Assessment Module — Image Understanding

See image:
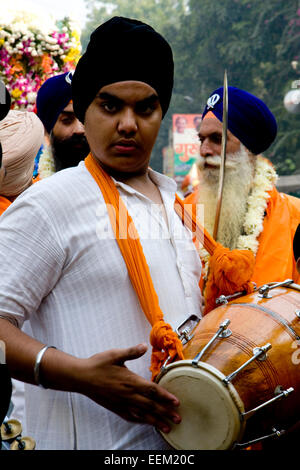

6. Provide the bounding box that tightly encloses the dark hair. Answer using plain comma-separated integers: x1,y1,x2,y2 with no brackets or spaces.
293,224,300,261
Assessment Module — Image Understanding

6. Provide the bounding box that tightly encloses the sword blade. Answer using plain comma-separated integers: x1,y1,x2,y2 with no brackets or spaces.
213,70,228,240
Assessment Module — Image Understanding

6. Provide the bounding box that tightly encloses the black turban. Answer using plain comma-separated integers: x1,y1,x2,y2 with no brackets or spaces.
294,224,300,262
72,17,174,122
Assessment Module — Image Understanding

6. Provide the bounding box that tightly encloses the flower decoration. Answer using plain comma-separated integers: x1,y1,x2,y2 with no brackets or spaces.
236,156,277,254
37,144,56,179
0,7,82,111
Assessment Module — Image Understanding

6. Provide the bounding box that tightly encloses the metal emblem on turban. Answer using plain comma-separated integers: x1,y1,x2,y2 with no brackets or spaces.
65,71,73,85
207,93,220,109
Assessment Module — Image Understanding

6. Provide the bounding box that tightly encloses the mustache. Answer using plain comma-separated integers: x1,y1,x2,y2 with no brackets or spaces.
198,155,237,169
53,134,89,148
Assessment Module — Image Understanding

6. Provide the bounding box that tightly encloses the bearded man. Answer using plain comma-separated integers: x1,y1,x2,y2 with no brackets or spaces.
35,72,90,178
186,86,300,299
0,109,44,215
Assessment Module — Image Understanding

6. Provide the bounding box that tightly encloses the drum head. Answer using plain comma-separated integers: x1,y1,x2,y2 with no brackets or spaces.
157,360,245,450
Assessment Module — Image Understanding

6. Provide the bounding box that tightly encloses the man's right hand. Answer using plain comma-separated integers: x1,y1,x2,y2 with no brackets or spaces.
75,343,181,434
0,318,181,434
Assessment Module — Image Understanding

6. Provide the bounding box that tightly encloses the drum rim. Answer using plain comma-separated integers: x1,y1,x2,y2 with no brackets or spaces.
157,359,246,450
158,359,245,414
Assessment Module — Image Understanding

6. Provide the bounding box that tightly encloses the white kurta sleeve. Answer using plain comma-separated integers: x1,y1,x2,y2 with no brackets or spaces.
0,191,65,328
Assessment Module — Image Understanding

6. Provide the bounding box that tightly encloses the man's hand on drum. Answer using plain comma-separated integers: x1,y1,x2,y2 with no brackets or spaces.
75,343,182,434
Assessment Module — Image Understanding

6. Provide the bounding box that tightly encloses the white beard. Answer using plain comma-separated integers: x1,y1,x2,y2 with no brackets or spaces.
197,145,255,250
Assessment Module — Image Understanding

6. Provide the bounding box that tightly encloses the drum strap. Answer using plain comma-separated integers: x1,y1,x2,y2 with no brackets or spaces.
174,195,256,315
174,194,217,255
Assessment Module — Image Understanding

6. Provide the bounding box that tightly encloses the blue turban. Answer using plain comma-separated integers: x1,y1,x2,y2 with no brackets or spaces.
36,72,73,134
202,86,277,155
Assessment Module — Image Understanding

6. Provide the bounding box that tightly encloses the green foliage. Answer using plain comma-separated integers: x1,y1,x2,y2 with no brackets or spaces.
82,0,300,176
175,0,300,175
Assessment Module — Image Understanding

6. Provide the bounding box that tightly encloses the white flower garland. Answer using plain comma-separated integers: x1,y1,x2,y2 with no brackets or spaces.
198,156,278,277
38,145,55,179
236,156,277,254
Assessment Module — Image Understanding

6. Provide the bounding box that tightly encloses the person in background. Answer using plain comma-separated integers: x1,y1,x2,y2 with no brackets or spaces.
0,80,12,435
0,109,44,216
186,86,300,313
0,106,44,428
35,72,90,178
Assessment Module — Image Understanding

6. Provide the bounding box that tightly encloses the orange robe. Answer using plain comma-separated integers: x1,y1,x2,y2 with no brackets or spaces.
185,185,300,288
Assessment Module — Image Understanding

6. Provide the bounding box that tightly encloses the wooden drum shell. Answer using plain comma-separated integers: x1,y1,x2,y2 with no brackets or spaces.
157,285,300,449
184,285,300,428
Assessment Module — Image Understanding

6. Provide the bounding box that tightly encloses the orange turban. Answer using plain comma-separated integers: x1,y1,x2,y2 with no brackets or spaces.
0,110,44,197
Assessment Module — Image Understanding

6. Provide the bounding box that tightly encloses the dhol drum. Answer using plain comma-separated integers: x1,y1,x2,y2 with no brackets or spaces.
156,280,300,450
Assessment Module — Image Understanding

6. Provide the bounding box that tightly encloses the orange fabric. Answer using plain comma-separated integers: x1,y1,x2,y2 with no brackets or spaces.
177,194,255,314
84,154,184,379
0,196,12,216
253,186,300,285
184,185,300,313
203,245,255,314
202,110,219,121
174,194,217,256
0,178,39,216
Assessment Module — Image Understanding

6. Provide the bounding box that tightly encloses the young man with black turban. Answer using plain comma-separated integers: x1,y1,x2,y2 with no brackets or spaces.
0,18,202,450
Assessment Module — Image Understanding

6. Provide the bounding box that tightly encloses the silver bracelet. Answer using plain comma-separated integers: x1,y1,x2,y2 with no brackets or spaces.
33,345,57,388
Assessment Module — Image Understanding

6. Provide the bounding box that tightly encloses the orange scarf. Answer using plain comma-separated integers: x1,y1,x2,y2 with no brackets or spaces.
0,196,12,216
174,195,255,314
0,177,39,217
85,154,185,379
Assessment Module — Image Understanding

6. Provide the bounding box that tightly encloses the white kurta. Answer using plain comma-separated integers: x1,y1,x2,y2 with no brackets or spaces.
0,161,202,450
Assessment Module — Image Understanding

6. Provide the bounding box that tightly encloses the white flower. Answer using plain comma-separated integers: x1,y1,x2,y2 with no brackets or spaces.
200,156,278,268
38,145,56,179
235,156,277,255
26,92,36,103
44,35,57,45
